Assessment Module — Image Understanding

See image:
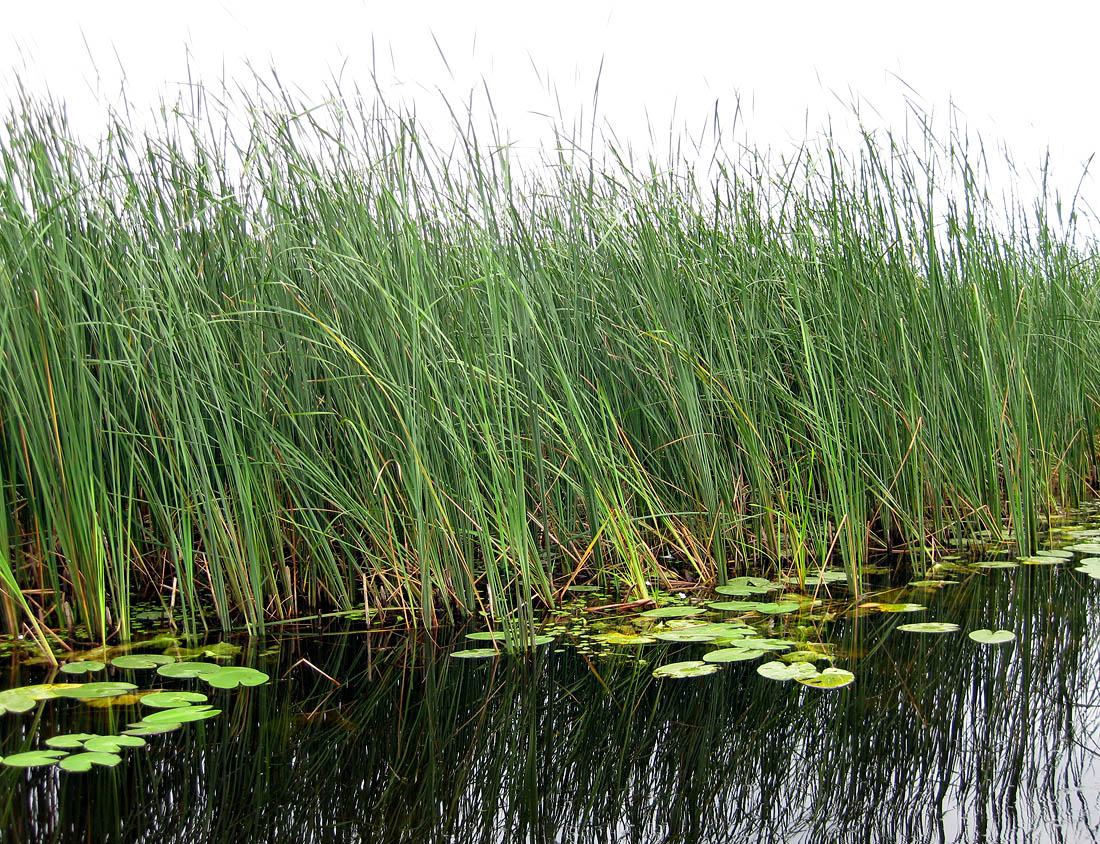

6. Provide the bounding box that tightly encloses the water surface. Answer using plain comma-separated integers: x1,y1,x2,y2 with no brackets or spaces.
2,562,1099,843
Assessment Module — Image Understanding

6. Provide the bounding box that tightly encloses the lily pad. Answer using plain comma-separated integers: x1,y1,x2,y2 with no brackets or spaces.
200,666,270,689
167,642,242,660
703,648,766,663
58,751,120,772
716,577,777,596
908,580,959,587
755,602,800,615
53,682,138,700
652,660,720,679
756,661,819,681
653,631,718,643
1019,555,1061,565
860,602,925,613
896,622,960,633
708,600,762,612
1066,543,1100,554
84,735,146,753
968,629,1016,645
971,560,1018,569
0,684,78,715
1035,549,1075,559
591,632,656,645
139,705,220,724
780,650,829,663
1,750,67,768
59,661,105,675
156,661,221,679
123,723,182,737
786,570,848,586
797,667,855,689
141,691,209,709
111,654,176,669
45,733,99,749
639,606,705,619
450,648,500,659
736,638,797,652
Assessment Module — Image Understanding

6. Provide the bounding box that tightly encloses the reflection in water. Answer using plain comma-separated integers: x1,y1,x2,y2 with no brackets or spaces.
1,565,1099,843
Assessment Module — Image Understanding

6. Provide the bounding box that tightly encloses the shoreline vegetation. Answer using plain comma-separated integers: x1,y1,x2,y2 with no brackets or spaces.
1,80,1098,647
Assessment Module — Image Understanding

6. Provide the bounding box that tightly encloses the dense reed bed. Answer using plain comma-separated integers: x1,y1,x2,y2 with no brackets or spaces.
1,80,1098,641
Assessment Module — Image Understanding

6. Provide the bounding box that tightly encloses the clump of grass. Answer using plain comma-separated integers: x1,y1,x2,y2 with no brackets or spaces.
0,77,1097,641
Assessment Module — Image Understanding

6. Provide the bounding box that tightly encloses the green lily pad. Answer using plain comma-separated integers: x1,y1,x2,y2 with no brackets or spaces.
139,705,220,724
1075,563,1100,579
0,684,79,715
122,723,182,736
755,602,800,615
653,631,718,643
786,570,848,586
141,691,209,709
1019,555,1061,565
0,689,40,715
45,733,99,749
156,661,221,679
639,606,705,619
167,642,242,660
450,648,500,659
908,580,959,587
200,666,270,689
756,661,819,681
59,661,105,675
703,648,765,663
971,560,1018,569
896,622,960,633
968,629,1016,645
797,667,855,689
81,735,144,753
591,632,656,645
58,751,120,772
780,650,829,663
708,600,762,612
716,577,777,596
1,750,67,768
1066,543,1100,554
1035,549,1075,559
53,682,138,700
736,638,797,652
652,660,720,679
111,654,176,669
860,602,925,613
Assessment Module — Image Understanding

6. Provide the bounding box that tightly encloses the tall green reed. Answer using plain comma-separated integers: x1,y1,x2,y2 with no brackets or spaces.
0,78,1097,639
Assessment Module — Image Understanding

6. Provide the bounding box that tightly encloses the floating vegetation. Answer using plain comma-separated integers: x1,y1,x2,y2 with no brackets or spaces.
757,661,820,682
652,661,720,679
639,607,705,619
860,603,926,613
450,648,501,659
798,668,856,689
896,622,961,634
110,654,176,670
908,580,960,588
703,648,766,663
972,560,1019,569
59,661,105,675
141,691,209,708
591,632,657,646
968,629,1016,645
0,644,270,773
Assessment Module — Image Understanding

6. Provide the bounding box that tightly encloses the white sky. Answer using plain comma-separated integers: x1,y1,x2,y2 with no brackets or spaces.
4,1,1100,228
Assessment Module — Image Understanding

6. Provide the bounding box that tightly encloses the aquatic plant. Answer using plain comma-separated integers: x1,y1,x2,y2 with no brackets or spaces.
0,74,1097,642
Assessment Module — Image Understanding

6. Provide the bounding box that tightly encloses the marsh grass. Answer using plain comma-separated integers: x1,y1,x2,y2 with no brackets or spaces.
0,78,1098,640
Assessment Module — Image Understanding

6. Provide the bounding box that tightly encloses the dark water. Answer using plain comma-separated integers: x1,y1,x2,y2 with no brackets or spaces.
2,563,1099,844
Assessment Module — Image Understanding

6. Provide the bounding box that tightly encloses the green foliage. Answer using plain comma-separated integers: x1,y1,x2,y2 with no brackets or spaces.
0,77,1097,639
